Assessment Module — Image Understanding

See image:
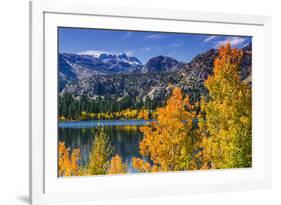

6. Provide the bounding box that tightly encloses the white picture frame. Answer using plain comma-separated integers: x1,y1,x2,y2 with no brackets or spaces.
29,1,272,204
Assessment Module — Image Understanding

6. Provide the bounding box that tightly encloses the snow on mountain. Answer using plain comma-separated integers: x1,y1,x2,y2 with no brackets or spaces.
58,52,143,91
77,51,142,66
60,44,252,103
98,53,142,66
78,50,109,58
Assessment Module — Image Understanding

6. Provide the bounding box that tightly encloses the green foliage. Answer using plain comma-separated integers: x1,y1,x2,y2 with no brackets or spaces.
198,43,252,169
87,127,113,175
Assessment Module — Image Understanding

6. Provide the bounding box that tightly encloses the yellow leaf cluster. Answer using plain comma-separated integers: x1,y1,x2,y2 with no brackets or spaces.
133,87,199,172
58,142,80,176
87,127,113,175
75,108,152,121
199,43,252,169
107,155,127,175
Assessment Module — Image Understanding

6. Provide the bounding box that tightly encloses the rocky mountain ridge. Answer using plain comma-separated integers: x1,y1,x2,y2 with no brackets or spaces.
59,52,185,90
60,44,252,103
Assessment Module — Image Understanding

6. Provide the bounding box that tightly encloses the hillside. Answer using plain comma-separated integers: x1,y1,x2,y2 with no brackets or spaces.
59,44,252,106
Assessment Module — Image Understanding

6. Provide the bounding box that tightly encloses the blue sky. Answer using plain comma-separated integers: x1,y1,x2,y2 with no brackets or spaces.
59,27,252,63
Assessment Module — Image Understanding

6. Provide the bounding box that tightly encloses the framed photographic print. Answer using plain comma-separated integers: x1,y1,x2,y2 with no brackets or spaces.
30,1,272,204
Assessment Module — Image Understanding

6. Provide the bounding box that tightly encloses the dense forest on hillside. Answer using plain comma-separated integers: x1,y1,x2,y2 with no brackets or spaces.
59,93,166,121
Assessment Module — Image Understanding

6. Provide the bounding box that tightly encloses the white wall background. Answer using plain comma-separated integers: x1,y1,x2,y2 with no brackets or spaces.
0,0,279,204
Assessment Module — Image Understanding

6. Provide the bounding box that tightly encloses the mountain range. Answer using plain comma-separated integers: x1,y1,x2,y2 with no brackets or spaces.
59,44,252,103
59,53,144,90
59,52,185,91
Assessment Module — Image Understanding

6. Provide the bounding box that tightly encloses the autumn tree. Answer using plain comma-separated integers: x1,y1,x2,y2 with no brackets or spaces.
132,87,199,172
58,142,80,176
107,155,127,174
87,127,113,175
137,109,150,120
132,157,151,172
198,43,252,169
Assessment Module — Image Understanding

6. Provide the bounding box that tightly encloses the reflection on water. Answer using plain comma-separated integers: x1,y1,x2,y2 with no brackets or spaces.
59,120,148,173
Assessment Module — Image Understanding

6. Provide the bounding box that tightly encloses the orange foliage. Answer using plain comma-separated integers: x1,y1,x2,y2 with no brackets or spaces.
199,43,252,169
132,157,152,172
108,155,127,174
58,142,80,176
133,87,199,172
137,109,150,120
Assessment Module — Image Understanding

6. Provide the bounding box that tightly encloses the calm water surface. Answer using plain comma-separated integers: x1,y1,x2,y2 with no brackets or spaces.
58,120,153,173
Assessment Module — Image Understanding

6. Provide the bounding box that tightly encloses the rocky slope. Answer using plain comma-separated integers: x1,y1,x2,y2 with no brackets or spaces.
141,55,183,73
59,53,143,91
60,44,252,103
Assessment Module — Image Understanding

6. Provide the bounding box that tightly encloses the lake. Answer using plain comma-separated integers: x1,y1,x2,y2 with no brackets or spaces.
58,119,153,173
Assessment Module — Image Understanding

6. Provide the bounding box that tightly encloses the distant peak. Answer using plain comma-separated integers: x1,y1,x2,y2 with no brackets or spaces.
119,53,128,57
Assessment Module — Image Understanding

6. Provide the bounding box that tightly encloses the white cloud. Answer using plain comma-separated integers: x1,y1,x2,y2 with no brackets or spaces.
78,50,110,57
145,34,164,40
121,32,132,39
215,37,246,47
204,35,217,43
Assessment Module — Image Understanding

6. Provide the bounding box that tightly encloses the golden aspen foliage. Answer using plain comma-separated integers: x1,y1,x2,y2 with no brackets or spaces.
87,127,113,175
132,157,153,172
59,116,66,121
131,157,161,172
64,108,155,121
152,110,158,119
58,142,80,176
137,109,150,120
81,111,88,120
133,87,199,172
199,43,252,169
107,155,127,174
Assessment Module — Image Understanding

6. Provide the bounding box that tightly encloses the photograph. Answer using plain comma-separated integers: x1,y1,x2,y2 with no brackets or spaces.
57,27,252,177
